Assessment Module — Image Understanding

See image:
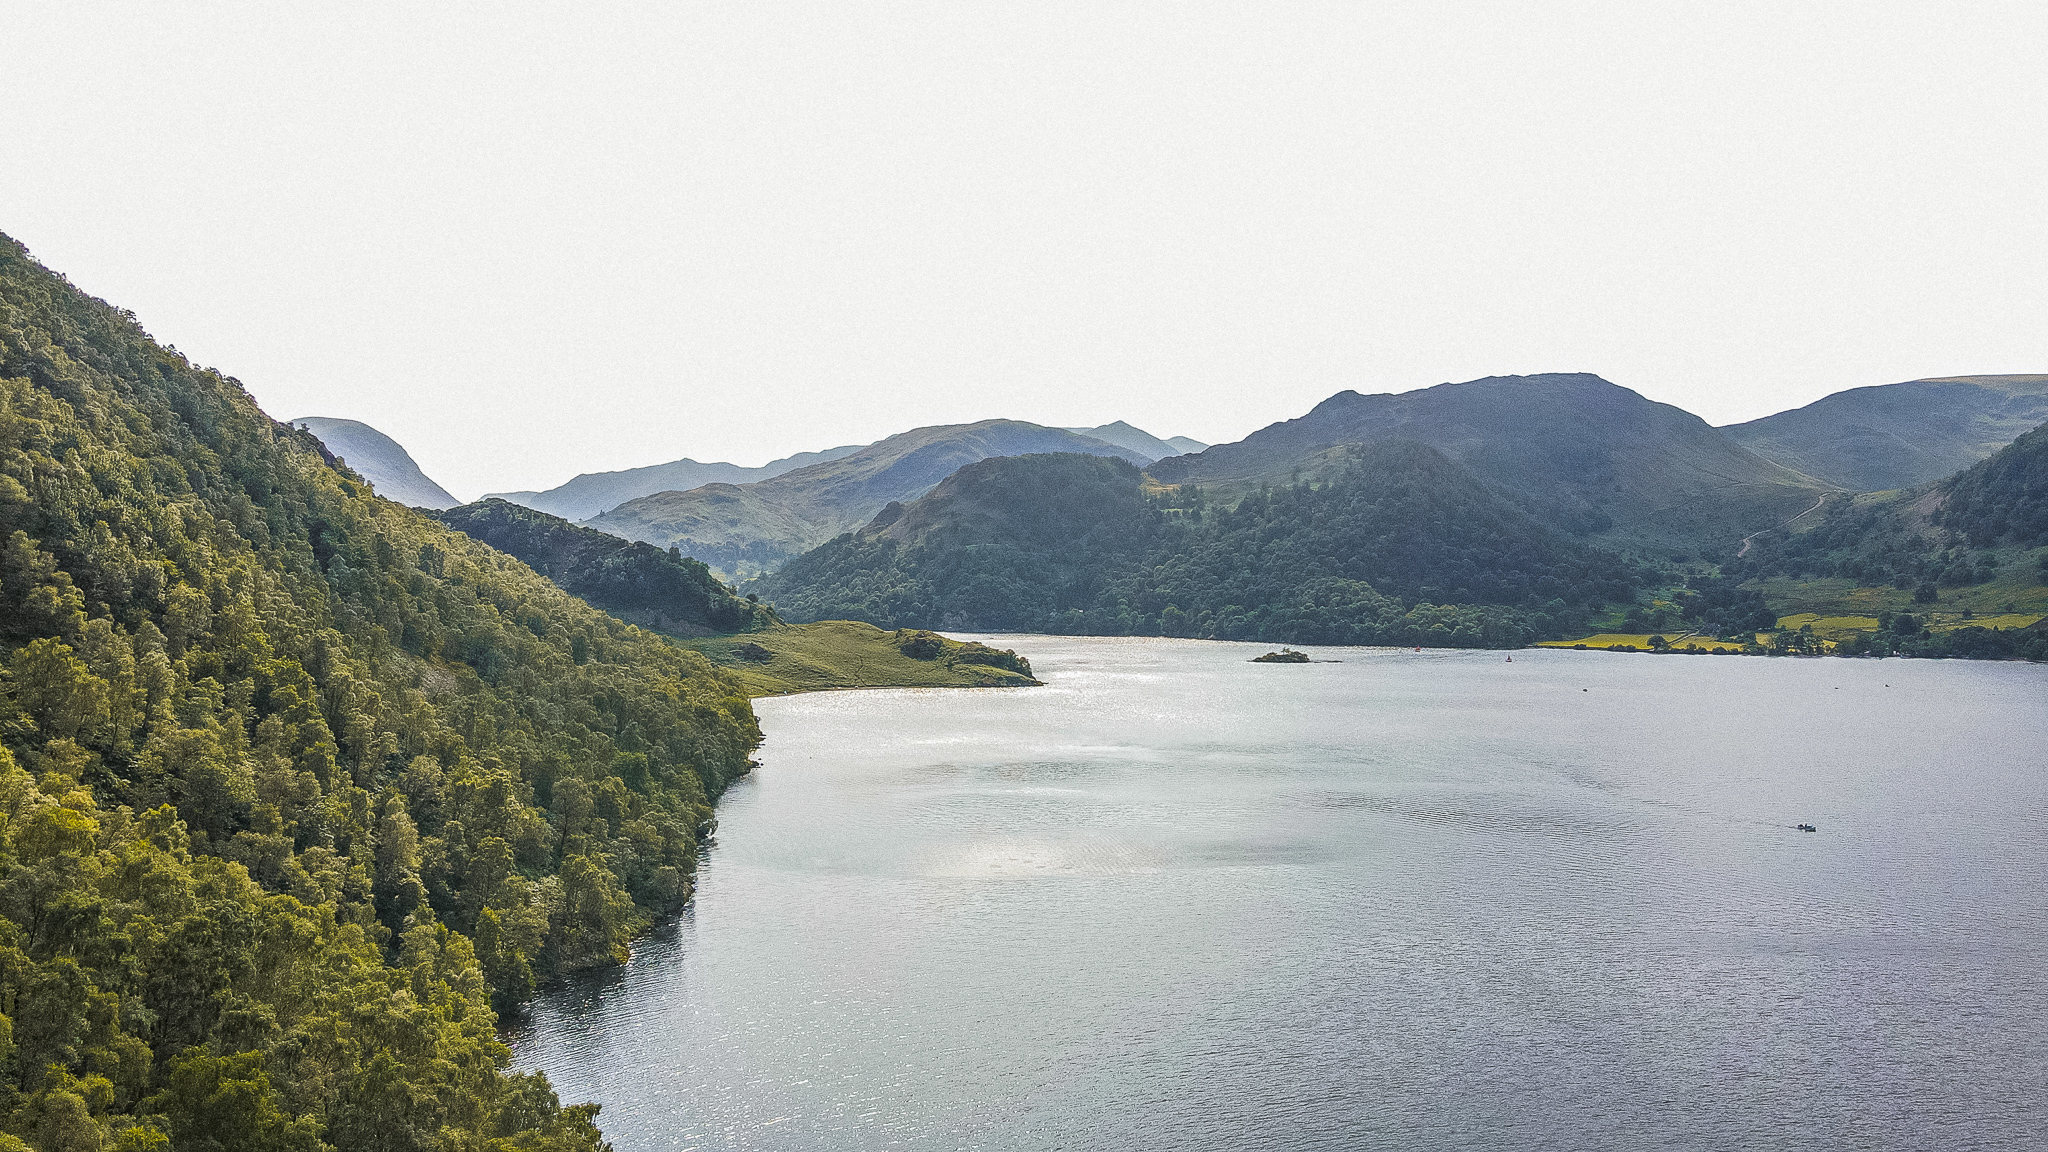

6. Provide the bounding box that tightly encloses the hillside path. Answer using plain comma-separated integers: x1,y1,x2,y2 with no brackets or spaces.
1737,494,1829,558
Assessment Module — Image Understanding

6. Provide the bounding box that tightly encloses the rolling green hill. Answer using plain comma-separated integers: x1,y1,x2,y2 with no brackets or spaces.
1722,375,2048,492
1147,373,1832,554
0,230,763,1147
756,446,1640,647
486,442,866,522
586,420,1152,579
290,416,460,509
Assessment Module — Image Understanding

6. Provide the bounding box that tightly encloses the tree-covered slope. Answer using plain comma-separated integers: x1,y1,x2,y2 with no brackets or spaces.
1930,420,2048,550
586,420,1152,579
0,231,762,1148
433,498,770,636
1728,420,2048,660
1148,374,1830,552
1722,375,2048,493
290,417,461,510
1739,419,2048,588
756,445,1639,647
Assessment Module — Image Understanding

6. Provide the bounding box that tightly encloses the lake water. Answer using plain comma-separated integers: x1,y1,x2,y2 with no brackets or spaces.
506,638,2048,1150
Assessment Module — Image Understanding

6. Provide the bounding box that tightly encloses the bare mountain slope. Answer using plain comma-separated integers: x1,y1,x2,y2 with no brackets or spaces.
1721,375,2048,493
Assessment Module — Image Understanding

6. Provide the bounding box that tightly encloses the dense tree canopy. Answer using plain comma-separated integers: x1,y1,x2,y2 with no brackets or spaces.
757,446,1641,647
0,232,760,1147
432,499,771,636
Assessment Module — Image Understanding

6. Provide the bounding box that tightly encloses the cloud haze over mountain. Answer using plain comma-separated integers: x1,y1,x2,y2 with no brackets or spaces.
3,3,2042,498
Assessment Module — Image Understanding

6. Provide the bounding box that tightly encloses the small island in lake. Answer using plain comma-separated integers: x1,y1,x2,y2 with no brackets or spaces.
1253,648,1312,663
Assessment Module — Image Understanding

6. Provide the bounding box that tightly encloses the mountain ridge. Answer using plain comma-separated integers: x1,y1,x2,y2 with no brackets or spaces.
1148,373,1832,552
488,442,867,522
1721,374,2048,492
587,419,1153,578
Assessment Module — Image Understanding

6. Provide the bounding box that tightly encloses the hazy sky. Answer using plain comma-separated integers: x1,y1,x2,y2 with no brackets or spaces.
4,2,2044,499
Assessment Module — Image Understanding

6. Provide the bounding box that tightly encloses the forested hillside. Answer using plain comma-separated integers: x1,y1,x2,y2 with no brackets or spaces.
0,232,761,1148
434,498,771,636
1739,421,2048,588
758,446,1639,647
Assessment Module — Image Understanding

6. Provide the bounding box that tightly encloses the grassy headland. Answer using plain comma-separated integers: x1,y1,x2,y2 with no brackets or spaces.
679,621,1038,695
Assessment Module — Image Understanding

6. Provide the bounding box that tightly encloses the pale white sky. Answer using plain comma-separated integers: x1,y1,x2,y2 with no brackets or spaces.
3,2,2043,500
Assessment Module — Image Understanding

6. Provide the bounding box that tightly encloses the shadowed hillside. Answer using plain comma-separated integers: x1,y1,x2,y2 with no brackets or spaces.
756,446,1639,646
1723,375,2048,492
434,498,771,635
1148,374,1831,553
587,420,1152,578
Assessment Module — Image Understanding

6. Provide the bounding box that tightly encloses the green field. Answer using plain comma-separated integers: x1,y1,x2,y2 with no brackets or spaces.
1773,613,1882,639
1535,632,1749,653
680,620,1041,695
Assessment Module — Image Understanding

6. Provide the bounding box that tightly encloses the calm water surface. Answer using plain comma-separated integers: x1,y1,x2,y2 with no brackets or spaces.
507,639,2048,1150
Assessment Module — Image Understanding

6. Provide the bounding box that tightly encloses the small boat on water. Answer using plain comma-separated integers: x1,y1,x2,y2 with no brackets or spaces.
1795,823,1818,832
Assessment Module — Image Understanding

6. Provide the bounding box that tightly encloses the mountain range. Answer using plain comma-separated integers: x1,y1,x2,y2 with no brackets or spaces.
487,442,866,522
318,374,2047,587
582,419,1155,578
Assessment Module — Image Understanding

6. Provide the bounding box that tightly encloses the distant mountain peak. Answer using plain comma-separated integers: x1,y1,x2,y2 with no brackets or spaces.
1062,420,1207,460
289,417,460,509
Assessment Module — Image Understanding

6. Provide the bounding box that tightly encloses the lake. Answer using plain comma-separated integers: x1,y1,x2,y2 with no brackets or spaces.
506,638,2048,1150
